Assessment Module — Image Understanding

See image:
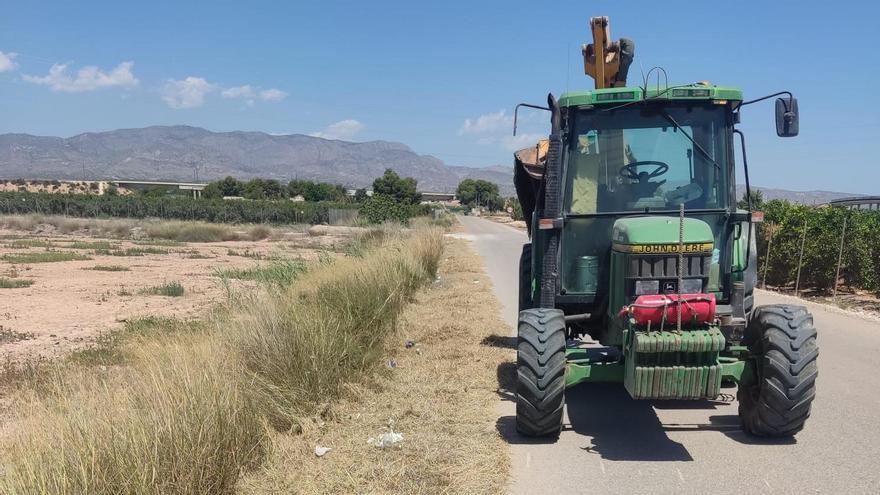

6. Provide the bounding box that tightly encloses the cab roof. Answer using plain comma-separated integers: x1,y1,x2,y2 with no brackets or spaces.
558,84,743,108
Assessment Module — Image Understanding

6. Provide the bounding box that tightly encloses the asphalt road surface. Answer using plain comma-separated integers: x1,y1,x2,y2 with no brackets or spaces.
458,215,880,495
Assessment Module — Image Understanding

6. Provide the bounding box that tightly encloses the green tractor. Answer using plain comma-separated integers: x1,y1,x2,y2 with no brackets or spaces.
512,16,817,438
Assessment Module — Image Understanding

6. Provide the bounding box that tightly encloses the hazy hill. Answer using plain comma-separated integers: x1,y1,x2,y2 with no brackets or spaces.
0,125,514,194
735,185,862,205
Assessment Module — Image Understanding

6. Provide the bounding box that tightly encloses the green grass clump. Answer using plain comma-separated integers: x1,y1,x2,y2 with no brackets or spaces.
185,252,214,259
227,248,265,259
139,281,185,297
132,239,186,247
4,239,54,249
0,277,34,288
216,260,307,286
1,251,92,263
87,265,130,272
96,247,170,257
68,240,117,250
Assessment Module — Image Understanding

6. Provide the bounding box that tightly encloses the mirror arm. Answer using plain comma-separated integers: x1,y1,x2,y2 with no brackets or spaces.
513,103,551,136
739,90,794,111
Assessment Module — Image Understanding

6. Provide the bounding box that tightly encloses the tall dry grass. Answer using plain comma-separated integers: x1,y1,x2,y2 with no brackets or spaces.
1,337,266,495
227,228,444,429
0,227,444,494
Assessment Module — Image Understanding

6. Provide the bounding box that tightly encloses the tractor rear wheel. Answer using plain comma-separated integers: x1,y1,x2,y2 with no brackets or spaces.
738,304,818,437
516,308,566,437
518,243,532,313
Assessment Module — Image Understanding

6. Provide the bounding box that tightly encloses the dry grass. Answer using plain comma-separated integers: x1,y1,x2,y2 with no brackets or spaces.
1,337,267,495
238,236,511,494
227,229,444,430
0,227,451,494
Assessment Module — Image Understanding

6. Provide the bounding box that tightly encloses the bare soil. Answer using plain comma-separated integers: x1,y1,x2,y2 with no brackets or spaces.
0,228,351,362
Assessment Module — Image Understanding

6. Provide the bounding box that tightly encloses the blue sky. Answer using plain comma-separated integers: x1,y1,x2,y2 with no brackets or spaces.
1,1,877,194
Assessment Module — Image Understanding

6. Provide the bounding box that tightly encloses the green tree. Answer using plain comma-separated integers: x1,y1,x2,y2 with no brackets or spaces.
456,179,502,211
354,188,368,202
203,176,243,199
737,189,765,210
288,180,347,201
372,169,420,205
243,178,285,200
359,194,409,224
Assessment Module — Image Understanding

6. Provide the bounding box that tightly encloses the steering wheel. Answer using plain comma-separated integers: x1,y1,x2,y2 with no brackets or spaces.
619,161,670,181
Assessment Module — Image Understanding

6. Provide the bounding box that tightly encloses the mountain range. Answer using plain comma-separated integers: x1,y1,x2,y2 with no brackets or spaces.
0,125,867,203
0,125,515,194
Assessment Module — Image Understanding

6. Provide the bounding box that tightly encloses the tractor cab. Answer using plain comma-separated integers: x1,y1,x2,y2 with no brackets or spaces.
556,86,741,338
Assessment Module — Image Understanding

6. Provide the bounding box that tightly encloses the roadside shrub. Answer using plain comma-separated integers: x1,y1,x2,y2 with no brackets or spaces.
359,194,430,224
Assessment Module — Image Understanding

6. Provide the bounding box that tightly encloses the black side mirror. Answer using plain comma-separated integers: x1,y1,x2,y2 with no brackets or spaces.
775,97,799,137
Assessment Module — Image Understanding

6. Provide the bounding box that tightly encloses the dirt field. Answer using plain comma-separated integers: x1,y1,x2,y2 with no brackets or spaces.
0,226,353,362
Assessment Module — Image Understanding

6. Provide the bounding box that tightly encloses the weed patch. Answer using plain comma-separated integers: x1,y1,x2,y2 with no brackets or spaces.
1,251,92,263
139,281,185,297
216,260,307,286
0,277,34,288
86,265,130,272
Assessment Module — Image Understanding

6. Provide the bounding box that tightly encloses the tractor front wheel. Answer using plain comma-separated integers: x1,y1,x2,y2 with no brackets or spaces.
738,305,818,437
516,308,566,437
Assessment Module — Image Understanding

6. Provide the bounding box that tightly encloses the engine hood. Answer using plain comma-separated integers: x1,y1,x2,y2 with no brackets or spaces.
611,216,714,253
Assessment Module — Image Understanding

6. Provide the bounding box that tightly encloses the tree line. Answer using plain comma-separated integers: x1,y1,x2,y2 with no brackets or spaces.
0,169,432,225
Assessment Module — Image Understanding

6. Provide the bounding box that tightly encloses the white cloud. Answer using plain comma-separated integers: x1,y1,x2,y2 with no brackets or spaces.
161,76,216,109
221,85,287,105
0,51,18,73
458,110,512,136
501,133,546,151
459,109,546,151
22,61,138,92
258,88,287,101
309,119,365,140
221,84,256,99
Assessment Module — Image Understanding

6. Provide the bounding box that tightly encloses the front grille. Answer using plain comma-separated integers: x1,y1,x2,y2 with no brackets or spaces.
627,254,710,280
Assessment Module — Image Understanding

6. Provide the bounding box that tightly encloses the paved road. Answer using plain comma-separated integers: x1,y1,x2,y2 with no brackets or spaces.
458,215,880,495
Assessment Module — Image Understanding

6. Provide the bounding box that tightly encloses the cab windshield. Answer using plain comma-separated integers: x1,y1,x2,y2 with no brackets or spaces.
563,104,730,214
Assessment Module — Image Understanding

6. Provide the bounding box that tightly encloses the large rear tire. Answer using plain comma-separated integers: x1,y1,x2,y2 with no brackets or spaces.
738,304,818,437
516,308,566,437
518,243,532,313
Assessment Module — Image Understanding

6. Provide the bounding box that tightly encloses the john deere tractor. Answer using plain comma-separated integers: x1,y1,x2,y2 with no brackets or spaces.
513,16,817,437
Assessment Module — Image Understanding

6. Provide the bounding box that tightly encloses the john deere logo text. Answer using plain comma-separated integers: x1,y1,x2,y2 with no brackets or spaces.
613,242,713,254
